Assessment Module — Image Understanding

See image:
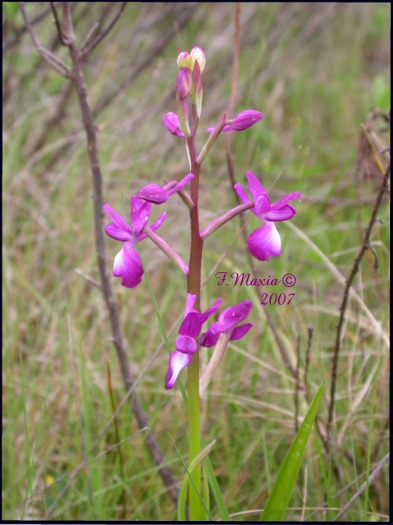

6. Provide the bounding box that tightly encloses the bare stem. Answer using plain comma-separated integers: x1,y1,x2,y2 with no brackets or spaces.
19,3,71,78
23,2,179,505
304,327,313,403
326,164,390,451
81,2,127,57
186,129,204,520
224,2,297,378
294,334,301,433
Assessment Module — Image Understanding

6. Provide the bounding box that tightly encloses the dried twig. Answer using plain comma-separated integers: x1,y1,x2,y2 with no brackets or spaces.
22,1,179,505
294,334,301,433
19,3,71,78
326,164,390,451
3,5,51,53
50,2,66,46
334,452,390,521
225,2,297,378
80,2,127,57
304,326,313,403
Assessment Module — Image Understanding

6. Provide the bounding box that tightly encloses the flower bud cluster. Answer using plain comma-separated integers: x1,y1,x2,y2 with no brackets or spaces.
175,46,206,133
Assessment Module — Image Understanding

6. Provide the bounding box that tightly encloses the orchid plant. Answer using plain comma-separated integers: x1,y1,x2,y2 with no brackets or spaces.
104,46,301,520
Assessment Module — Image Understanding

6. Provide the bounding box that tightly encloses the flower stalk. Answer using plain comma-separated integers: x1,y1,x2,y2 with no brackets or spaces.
186,127,204,521
102,44,295,520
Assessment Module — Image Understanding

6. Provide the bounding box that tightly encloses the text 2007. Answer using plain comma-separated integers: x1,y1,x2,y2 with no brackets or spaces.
260,293,295,306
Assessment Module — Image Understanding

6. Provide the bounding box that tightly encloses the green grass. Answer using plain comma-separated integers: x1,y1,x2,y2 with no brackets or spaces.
3,2,390,521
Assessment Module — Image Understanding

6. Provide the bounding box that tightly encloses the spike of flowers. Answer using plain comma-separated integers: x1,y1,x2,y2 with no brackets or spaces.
165,294,223,389
103,197,166,288
234,171,301,261
207,109,264,133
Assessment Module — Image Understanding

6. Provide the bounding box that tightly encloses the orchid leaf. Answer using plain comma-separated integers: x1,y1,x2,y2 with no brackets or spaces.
261,383,325,522
177,439,216,521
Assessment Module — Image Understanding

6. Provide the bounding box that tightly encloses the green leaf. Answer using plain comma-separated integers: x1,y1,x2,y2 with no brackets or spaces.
204,455,231,522
261,383,325,522
177,440,216,521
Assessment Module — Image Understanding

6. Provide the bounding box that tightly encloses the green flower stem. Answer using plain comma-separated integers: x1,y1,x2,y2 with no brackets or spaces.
188,352,202,520
186,129,204,521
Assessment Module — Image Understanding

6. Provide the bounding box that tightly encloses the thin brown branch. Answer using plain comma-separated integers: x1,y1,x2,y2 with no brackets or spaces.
3,5,51,53
228,2,240,118
294,334,301,433
80,2,116,52
23,2,179,505
326,165,390,451
81,2,127,57
64,21,179,505
50,2,66,46
19,2,71,78
304,326,313,403
92,3,199,117
224,3,296,378
334,452,389,521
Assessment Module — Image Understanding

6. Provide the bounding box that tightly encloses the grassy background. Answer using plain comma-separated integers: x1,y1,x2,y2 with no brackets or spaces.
3,2,390,521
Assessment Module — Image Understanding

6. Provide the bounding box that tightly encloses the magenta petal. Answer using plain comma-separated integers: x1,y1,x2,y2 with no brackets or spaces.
246,171,267,201
163,112,185,138
254,194,271,217
175,334,198,354
199,324,221,347
137,185,170,204
230,323,253,341
200,297,223,323
270,191,302,210
113,242,143,288
264,204,297,221
234,183,252,206
178,311,202,338
168,172,194,196
103,204,132,241
105,223,132,242
149,212,166,233
165,351,193,389
218,299,253,331
134,211,166,242
184,293,197,316
248,223,281,261
232,110,264,131
130,197,151,235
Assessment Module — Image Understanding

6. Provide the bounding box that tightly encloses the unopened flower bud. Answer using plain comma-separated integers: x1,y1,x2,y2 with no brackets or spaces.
207,109,264,134
190,46,206,73
176,68,192,100
163,112,185,138
177,50,193,70
231,110,264,131
177,46,206,73
191,61,203,118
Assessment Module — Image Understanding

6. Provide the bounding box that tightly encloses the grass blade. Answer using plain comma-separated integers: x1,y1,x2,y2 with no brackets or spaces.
261,383,325,522
176,439,216,521
204,455,231,522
